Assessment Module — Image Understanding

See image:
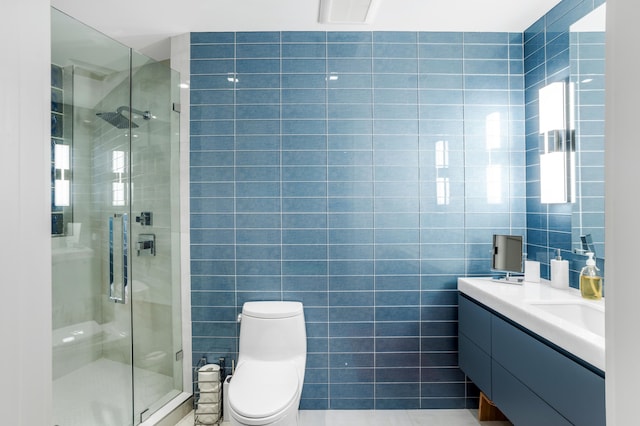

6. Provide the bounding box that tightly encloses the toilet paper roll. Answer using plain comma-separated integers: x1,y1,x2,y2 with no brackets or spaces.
199,390,221,403
196,402,221,415
195,413,219,425
198,364,220,391
198,381,221,393
198,380,220,392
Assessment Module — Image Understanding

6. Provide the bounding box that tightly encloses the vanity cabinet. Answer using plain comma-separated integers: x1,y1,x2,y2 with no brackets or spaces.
458,294,493,397
458,293,605,426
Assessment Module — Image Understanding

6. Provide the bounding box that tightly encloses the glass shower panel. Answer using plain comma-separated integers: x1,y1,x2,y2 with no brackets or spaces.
129,52,183,423
52,9,134,426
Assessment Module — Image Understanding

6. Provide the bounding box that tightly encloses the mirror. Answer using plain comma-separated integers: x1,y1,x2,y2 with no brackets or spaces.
570,4,606,258
492,234,524,282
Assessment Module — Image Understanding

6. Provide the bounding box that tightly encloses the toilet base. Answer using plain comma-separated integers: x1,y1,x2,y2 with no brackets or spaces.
228,408,298,426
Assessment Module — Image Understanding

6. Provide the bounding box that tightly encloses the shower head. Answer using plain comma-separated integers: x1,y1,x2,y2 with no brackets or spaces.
96,111,137,129
96,106,152,129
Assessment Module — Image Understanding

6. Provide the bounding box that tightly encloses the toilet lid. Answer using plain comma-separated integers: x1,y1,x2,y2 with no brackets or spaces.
229,362,299,419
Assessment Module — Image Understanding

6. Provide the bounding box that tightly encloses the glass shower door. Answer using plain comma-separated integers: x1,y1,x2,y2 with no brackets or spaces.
51,8,183,426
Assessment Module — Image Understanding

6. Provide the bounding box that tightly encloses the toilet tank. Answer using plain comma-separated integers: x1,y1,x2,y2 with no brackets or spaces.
238,301,306,362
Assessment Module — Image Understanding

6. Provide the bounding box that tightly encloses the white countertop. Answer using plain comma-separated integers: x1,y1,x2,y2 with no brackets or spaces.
458,277,605,372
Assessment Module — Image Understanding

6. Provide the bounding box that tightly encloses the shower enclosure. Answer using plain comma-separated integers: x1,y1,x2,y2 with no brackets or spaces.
51,9,184,425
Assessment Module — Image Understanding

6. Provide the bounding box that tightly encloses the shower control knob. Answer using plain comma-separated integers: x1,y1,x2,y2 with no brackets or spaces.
136,212,153,226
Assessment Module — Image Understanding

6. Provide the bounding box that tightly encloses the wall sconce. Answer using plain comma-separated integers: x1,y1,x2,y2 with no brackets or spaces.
539,81,575,203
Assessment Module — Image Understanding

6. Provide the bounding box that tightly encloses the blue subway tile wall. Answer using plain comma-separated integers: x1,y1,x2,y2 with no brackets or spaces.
190,31,525,409
523,0,604,287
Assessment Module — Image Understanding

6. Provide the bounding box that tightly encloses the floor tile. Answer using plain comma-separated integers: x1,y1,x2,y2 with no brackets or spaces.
176,409,513,426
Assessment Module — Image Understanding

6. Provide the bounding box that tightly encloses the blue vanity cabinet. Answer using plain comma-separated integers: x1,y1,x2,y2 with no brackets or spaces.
458,293,605,426
458,294,493,398
491,360,572,426
492,315,605,426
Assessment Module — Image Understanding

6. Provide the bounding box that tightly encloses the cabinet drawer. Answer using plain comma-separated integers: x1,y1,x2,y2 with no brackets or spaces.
459,333,492,398
492,316,605,426
493,361,572,426
458,294,491,353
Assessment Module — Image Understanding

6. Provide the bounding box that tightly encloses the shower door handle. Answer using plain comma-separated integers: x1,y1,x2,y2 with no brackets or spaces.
109,213,128,304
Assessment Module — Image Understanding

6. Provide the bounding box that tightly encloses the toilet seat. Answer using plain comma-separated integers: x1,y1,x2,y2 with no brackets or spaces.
229,361,299,421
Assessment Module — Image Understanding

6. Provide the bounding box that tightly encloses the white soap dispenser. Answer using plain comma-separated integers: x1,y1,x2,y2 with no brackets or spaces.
550,249,569,289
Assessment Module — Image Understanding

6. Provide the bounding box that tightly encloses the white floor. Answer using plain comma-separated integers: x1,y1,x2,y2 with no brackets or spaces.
176,409,513,426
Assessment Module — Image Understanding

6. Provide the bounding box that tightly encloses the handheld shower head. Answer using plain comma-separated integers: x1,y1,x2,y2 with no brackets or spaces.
96,106,152,129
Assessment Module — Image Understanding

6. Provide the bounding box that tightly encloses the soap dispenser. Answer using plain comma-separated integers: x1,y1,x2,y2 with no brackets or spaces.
580,252,602,300
550,249,569,289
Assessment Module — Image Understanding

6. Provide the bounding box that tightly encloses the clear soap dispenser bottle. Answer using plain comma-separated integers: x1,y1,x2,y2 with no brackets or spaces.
580,252,602,300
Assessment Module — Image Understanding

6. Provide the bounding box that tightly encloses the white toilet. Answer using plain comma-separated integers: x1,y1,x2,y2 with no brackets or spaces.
227,301,306,426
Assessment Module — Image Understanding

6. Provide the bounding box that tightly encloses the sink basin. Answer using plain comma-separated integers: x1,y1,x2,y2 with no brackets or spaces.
526,300,605,338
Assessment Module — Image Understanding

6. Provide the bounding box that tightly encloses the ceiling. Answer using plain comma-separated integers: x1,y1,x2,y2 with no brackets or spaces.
51,0,562,60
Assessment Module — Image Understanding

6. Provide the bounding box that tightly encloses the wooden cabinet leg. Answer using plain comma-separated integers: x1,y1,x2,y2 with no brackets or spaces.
478,392,508,421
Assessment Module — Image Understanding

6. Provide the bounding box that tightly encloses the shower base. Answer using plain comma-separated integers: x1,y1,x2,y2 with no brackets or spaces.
53,358,177,426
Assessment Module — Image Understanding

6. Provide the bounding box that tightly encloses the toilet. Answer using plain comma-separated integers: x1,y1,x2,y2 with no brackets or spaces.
227,301,306,426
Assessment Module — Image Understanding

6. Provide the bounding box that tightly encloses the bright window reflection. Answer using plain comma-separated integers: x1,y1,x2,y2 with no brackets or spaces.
436,177,450,205
435,140,449,168
486,165,502,204
484,112,503,205
55,179,70,206
112,182,125,206
112,150,126,206
55,144,69,170
112,150,125,173
54,144,70,207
